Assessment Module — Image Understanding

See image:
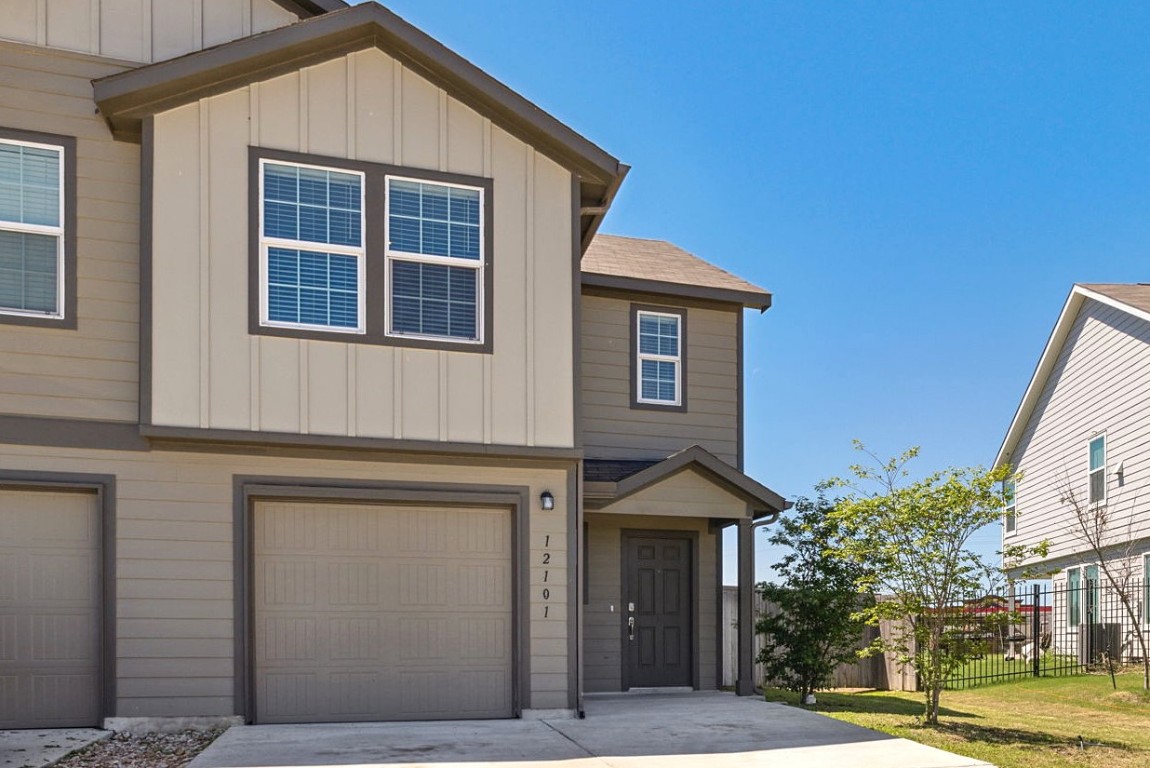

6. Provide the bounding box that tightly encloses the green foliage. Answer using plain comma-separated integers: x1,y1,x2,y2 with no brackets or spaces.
823,441,1037,725
755,495,870,700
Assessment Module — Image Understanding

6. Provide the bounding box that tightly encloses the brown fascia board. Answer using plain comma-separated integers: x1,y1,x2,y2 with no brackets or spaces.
91,2,622,193
268,0,348,17
605,445,788,513
580,164,630,253
580,272,773,311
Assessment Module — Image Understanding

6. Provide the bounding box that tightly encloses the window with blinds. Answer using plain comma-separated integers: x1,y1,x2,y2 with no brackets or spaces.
0,139,64,318
636,310,682,405
1088,435,1106,505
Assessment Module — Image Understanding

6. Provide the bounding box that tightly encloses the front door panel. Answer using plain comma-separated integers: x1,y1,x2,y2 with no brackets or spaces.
624,534,692,688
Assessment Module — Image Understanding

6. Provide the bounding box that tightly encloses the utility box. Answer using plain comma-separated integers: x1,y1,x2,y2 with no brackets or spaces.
1077,623,1123,665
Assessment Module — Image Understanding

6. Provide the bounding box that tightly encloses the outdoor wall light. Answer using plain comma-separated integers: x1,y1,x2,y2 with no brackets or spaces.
540,491,555,511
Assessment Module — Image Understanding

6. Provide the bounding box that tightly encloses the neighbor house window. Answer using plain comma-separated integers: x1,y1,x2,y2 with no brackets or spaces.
1144,554,1149,624
635,309,682,405
386,176,483,342
1003,477,1017,534
1085,564,1100,624
259,159,365,333
0,137,65,319
1088,435,1106,505
1068,567,1081,626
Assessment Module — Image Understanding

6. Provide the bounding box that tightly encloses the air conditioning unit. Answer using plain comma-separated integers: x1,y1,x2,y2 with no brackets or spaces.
1077,623,1123,665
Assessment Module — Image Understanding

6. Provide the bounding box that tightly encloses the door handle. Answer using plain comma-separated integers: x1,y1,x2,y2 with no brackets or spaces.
628,616,635,641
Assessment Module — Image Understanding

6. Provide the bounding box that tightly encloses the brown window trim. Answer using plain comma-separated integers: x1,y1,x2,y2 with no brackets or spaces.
247,146,494,353
629,303,688,412
0,127,77,330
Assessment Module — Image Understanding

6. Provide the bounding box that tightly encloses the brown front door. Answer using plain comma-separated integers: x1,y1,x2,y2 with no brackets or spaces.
623,533,693,688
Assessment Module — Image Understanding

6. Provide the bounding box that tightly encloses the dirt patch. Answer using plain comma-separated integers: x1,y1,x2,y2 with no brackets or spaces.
54,730,223,768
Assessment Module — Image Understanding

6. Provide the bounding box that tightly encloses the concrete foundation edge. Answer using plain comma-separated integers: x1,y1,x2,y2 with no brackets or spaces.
520,708,577,720
103,716,245,734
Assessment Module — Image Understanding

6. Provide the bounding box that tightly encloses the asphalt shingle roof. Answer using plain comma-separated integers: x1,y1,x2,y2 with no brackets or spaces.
1080,283,1150,315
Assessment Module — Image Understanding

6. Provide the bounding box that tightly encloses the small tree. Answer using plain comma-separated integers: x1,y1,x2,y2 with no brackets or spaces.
755,495,869,702
1057,475,1150,690
826,442,1015,725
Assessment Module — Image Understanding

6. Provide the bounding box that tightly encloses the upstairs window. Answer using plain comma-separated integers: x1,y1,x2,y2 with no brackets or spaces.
259,159,365,333
635,308,683,406
386,176,484,342
1088,434,1106,505
0,137,65,320
1003,477,1016,534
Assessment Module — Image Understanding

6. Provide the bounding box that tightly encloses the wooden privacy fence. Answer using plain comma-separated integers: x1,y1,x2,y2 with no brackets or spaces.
721,586,917,691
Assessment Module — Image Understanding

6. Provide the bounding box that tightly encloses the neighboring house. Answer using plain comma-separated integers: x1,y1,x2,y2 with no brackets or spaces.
995,283,1150,653
0,1,785,730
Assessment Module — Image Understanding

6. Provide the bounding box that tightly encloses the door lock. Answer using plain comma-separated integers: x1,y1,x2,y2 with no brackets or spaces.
628,616,635,641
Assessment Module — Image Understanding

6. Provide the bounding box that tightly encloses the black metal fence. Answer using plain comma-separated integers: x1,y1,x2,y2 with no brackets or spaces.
939,579,1149,690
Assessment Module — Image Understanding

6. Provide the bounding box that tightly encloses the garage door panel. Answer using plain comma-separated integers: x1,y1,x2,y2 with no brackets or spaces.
254,501,514,724
0,490,100,729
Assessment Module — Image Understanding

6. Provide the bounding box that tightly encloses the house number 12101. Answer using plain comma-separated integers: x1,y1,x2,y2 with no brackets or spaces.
542,535,552,617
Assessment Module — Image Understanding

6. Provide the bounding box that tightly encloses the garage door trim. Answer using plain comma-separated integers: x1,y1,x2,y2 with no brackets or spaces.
0,469,117,726
234,477,530,723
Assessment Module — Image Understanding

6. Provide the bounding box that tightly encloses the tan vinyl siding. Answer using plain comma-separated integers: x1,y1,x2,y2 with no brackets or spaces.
0,0,296,63
150,49,575,449
0,441,571,717
583,513,717,693
1006,298,1150,569
581,293,739,464
0,43,138,421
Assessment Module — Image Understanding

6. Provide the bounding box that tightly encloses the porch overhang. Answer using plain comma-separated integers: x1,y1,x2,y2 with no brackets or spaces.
583,445,788,518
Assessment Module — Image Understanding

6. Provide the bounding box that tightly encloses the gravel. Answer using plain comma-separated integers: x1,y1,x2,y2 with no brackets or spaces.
53,729,224,768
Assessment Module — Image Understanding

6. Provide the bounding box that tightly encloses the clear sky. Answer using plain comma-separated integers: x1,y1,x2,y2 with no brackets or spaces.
364,1,1150,582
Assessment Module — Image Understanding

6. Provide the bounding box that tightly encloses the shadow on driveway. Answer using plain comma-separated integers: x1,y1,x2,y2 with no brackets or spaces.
190,691,991,768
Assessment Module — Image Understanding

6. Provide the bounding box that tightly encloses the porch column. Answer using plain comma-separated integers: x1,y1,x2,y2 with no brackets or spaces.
736,518,755,696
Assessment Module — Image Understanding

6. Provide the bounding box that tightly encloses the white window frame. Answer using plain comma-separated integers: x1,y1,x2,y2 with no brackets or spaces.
0,137,65,320
636,309,682,406
1003,477,1017,535
383,174,485,345
1088,433,1106,506
257,158,367,334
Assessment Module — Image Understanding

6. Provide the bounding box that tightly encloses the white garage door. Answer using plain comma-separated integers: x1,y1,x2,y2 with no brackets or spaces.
0,489,101,729
254,501,514,723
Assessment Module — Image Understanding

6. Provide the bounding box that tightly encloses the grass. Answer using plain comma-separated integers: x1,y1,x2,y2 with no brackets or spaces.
763,673,1150,768
944,654,1082,689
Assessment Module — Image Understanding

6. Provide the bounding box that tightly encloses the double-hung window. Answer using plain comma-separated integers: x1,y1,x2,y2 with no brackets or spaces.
1088,434,1106,505
0,136,65,320
259,159,365,333
1003,477,1016,534
386,176,483,342
1068,567,1081,626
635,309,683,406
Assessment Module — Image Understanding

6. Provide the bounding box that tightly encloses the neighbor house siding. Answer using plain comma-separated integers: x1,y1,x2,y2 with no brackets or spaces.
1005,298,1150,569
583,513,718,693
0,440,572,716
0,42,139,421
148,48,575,448
581,293,739,465
0,0,296,63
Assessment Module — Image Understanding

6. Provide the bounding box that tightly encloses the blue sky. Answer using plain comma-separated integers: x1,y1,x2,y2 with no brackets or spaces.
367,2,1150,581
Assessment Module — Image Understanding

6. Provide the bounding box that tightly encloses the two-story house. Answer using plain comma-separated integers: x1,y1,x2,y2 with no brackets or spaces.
995,283,1150,650
0,1,785,730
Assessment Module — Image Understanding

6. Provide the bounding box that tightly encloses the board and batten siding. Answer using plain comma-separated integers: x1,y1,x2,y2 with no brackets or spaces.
0,42,139,421
0,441,571,716
0,0,296,63
1005,298,1150,569
149,48,575,448
581,293,739,465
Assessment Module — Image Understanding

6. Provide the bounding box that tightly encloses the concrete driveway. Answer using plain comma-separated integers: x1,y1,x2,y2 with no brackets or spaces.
190,691,992,768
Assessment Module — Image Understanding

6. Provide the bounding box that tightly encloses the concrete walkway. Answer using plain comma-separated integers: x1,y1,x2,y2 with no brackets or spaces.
190,691,993,768
0,728,107,768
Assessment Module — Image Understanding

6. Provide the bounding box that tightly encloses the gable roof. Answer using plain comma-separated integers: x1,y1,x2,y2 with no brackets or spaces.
584,445,788,516
995,283,1150,468
91,2,626,248
582,234,773,310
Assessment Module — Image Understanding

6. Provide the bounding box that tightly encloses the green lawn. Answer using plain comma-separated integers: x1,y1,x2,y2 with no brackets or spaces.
763,673,1150,768
944,654,1082,689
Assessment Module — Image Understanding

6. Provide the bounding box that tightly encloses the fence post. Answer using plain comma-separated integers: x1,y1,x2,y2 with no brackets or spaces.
1031,583,1041,678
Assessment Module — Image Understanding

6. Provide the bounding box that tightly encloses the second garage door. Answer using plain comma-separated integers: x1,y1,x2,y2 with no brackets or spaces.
253,500,514,723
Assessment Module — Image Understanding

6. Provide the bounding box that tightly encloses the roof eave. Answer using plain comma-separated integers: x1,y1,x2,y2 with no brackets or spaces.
92,4,623,191
995,284,1150,469
580,271,772,310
